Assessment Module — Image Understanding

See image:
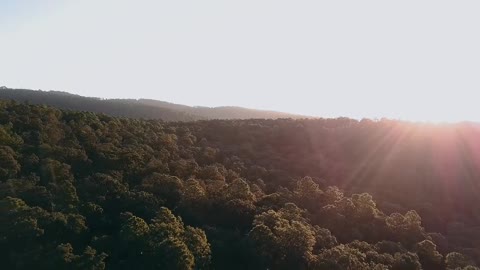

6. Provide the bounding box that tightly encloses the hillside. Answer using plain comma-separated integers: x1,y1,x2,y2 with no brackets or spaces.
136,99,306,120
0,88,306,121
1,101,479,269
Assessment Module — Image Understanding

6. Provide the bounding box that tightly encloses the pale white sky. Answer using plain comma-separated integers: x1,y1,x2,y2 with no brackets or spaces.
1,0,479,122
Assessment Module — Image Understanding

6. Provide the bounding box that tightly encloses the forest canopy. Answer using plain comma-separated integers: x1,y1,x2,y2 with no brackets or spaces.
1,100,479,269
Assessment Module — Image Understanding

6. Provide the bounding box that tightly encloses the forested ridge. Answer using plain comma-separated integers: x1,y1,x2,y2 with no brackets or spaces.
1,100,480,269
0,88,305,121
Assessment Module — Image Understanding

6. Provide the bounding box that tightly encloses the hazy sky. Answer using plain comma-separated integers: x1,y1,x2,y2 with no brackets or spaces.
1,1,479,122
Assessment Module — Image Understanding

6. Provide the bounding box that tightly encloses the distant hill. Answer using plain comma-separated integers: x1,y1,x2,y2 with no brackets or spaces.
0,88,307,121
136,99,306,120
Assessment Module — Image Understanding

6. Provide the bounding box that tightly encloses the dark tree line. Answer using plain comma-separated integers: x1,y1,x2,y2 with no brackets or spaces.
0,100,479,269
0,88,304,121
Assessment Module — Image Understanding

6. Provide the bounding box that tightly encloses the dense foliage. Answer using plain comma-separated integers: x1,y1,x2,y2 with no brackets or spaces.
1,100,479,269
0,88,304,121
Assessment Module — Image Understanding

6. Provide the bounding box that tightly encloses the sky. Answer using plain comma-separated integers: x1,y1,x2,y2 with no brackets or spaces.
1,0,479,122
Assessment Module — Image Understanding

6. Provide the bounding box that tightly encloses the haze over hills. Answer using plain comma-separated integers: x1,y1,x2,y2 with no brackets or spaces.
0,88,308,121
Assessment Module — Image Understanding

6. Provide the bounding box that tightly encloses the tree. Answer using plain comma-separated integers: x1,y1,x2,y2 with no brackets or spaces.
392,252,422,270
0,124,23,147
117,208,211,270
311,244,370,270
248,204,316,269
313,226,338,252
293,177,323,211
0,146,21,180
78,173,128,203
138,173,184,208
40,159,79,210
415,240,443,270
48,243,107,270
225,178,255,202
445,252,477,270
386,211,426,248
184,226,211,269
197,165,225,181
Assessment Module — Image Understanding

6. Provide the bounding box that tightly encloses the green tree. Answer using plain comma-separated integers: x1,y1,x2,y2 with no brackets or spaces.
445,252,477,270
0,146,21,180
138,173,184,208
415,240,443,270
248,203,316,269
392,252,422,270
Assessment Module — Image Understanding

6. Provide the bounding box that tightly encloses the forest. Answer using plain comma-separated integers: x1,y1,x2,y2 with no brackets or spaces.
1,100,480,269
0,88,304,121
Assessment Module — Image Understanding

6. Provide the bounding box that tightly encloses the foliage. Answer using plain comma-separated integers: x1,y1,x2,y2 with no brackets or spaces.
0,100,479,269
